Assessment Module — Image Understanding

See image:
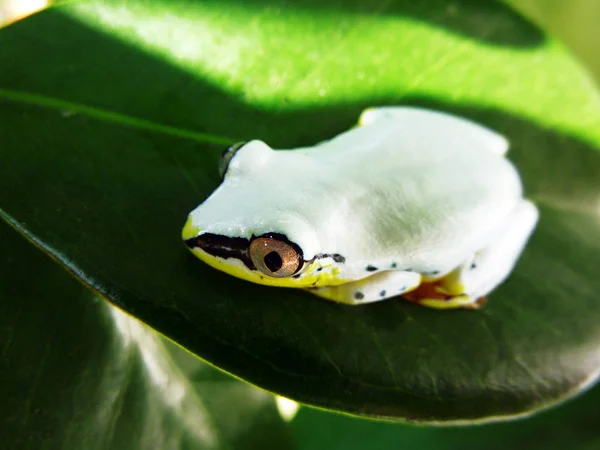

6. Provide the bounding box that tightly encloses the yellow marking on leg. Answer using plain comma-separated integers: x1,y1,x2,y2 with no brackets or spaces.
305,273,379,304
418,295,475,309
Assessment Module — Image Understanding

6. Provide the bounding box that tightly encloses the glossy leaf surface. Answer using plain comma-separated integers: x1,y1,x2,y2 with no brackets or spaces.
0,221,292,450
1,0,600,422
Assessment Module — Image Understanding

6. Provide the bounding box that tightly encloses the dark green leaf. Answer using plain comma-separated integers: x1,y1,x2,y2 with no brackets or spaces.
0,221,292,450
293,383,600,450
1,0,600,422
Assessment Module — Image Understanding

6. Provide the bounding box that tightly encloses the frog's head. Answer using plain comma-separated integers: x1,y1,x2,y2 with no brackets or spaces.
182,140,347,288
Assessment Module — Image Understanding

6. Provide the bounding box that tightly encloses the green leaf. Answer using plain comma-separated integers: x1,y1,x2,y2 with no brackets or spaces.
1,0,600,422
0,221,292,450
293,382,600,450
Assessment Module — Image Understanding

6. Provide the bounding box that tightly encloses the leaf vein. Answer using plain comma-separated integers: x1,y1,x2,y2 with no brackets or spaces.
0,88,234,145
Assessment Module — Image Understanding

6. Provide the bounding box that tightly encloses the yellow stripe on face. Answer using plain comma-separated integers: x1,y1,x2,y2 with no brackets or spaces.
182,215,201,240
188,246,347,288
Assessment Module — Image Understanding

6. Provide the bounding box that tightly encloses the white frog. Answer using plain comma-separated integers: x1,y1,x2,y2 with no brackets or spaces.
182,107,538,309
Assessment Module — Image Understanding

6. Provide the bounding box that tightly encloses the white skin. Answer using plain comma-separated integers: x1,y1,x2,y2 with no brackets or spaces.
183,107,538,309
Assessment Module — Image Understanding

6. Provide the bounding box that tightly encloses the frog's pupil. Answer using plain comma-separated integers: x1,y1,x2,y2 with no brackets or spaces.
264,251,283,272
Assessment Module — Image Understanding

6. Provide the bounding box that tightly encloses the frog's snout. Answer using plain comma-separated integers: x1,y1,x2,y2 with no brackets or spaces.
182,215,201,242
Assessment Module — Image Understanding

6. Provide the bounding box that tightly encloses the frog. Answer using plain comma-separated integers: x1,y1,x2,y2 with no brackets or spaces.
182,107,538,309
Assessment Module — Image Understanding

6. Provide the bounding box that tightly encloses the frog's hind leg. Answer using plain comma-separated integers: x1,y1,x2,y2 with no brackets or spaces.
460,199,538,301
306,270,421,305
404,199,539,309
358,107,509,156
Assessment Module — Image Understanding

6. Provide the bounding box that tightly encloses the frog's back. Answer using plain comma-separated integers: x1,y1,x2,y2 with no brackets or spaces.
314,107,508,166
304,108,524,271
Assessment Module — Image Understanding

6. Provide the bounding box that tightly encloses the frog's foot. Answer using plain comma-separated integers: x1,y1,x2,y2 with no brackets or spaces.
306,270,421,305
407,199,538,309
401,278,484,310
357,107,509,156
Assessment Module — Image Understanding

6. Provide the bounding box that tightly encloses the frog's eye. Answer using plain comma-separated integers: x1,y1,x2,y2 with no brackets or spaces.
219,141,247,178
249,237,302,278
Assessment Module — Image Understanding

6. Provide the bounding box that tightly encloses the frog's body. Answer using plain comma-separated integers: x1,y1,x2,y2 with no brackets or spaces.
183,107,538,308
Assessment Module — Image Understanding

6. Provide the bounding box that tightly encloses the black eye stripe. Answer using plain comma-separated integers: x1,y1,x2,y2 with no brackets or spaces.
187,233,255,270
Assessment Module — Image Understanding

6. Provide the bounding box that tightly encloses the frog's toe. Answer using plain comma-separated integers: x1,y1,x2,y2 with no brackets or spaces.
401,279,480,309
403,293,480,310
420,295,483,309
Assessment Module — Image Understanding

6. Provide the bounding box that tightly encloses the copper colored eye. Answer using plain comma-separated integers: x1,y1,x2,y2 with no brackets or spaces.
249,237,301,278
